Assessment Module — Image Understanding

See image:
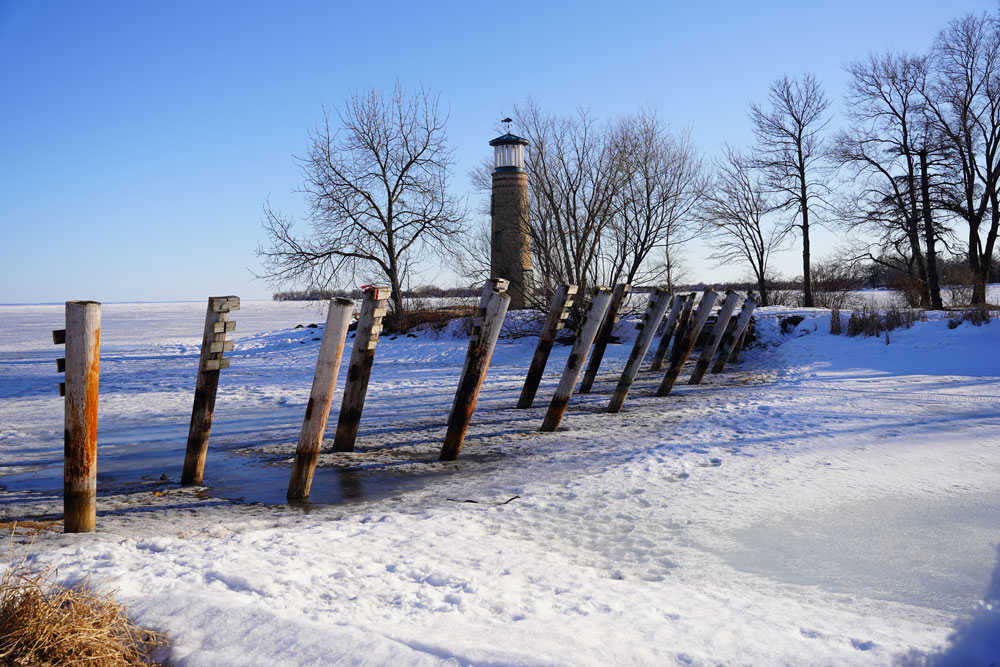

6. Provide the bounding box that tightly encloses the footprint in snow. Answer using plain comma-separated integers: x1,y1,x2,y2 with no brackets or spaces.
697,458,722,467
851,639,874,651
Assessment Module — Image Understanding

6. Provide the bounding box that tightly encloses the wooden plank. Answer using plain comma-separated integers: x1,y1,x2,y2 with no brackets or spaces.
63,300,101,533
517,284,577,409
213,321,237,334
210,295,241,313
333,286,391,453
711,299,757,374
208,340,235,354
607,287,672,413
181,296,237,485
688,290,741,385
287,298,355,500
656,290,719,397
540,286,613,432
52,329,66,345
440,284,511,460
579,283,631,394
648,294,688,371
56,358,65,373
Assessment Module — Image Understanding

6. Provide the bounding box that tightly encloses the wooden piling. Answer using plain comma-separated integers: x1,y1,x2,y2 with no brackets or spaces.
517,285,577,409
332,286,391,452
181,296,239,486
440,280,511,461
648,293,690,372
607,286,672,413
688,290,741,385
656,290,718,397
287,298,355,501
540,286,613,432
711,299,757,374
579,283,631,394
731,327,750,362
58,301,101,533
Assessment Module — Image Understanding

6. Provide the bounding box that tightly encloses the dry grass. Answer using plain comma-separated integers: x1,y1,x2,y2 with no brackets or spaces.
845,305,924,339
0,543,166,666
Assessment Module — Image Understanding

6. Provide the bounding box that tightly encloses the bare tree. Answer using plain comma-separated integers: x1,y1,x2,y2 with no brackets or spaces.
922,12,1000,305
257,83,464,324
699,147,788,306
833,51,946,308
515,101,620,305
749,73,831,307
604,110,705,286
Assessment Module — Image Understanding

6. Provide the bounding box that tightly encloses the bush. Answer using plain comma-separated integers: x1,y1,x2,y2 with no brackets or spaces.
0,555,165,666
845,304,923,338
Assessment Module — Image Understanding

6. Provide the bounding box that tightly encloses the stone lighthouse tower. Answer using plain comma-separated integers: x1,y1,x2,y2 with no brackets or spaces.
489,128,533,310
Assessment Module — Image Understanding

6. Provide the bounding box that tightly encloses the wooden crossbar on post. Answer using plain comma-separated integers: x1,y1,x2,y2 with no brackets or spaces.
688,290,741,385
711,298,757,374
517,284,577,409
440,278,511,461
540,286,613,432
287,298,355,501
656,290,719,397
607,287,672,413
181,296,239,486
332,286,391,453
648,293,689,372
579,283,631,394
57,301,101,533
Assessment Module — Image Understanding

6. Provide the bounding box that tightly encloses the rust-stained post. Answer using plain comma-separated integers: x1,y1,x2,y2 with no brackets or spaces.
688,290,741,385
711,299,756,374
517,284,577,409
656,290,718,397
332,286,391,452
649,293,690,372
440,279,511,461
287,298,355,501
54,301,101,533
540,286,613,432
579,283,631,394
181,296,239,486
607,287,672,413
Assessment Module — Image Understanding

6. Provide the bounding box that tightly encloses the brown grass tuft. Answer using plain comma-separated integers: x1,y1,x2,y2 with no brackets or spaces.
0,549,166,666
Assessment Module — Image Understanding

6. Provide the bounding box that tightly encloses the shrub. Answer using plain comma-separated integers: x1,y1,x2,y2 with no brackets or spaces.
0,555,165,666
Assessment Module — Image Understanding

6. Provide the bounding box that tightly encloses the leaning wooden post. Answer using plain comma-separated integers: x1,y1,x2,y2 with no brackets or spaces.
440,279,511,461
181,296,239,486
332,286,391,452
656,290,718,397
540,286,613,432
688,290,741,385
54,301,101,533
517,284,577,409
711,298,757,374
731,326,751,362
648,293,690,372
579,283,631,394
287,298,355,501
607,287,672,413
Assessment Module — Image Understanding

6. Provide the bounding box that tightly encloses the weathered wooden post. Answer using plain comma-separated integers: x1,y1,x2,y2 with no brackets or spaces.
517,284,577,409
181,296,239,486
53,301,101,533
579,283,631,394
731,326,751,362
332,286,391,452
656,290,718,397
688,290,741,385
540,286,613,432
287,298,355,501
440,279,511,461
607,287,672,413
648,293,690,372
711,298,757,373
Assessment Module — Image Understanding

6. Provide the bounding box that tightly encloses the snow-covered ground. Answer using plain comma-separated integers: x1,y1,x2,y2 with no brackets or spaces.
1,299,999,665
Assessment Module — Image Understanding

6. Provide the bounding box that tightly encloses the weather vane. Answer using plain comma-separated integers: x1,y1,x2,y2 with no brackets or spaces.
502,117,512,133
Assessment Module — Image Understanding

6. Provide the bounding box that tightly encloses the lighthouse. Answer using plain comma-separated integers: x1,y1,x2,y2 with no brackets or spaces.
489,130,533,310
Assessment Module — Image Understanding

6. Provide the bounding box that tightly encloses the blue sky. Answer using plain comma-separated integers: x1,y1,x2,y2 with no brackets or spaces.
1,0,995,303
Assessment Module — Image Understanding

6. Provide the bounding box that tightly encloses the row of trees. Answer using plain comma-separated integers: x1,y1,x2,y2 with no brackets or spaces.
258,10,1000,321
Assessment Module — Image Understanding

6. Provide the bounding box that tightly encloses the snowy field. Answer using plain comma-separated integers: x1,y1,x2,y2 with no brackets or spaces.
1,298,999,665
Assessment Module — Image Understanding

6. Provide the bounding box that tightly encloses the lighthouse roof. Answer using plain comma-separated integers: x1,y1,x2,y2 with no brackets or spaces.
489,133,528,146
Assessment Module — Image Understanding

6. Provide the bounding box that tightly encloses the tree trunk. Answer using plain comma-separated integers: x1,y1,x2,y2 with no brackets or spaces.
921,150,943,310
907,163,930,308
800,181,813,308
